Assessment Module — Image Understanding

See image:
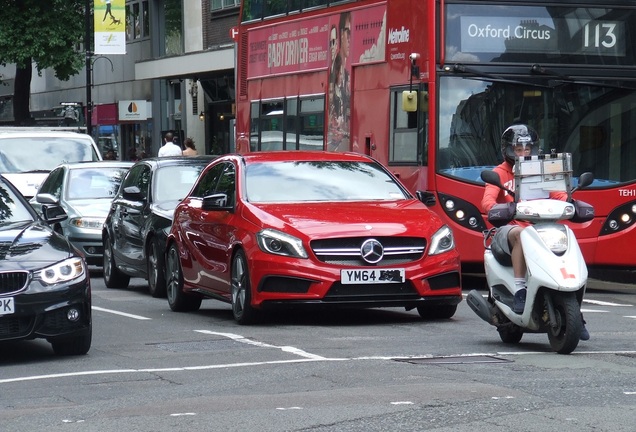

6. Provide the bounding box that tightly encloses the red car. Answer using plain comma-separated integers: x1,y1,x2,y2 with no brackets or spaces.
166,151,462,324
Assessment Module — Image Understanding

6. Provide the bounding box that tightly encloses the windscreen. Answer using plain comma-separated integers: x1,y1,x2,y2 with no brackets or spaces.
245,161,409,203
0,180,35,223
437,77,636,187
67,167,130,200
0,136,100,173
154,164,207,202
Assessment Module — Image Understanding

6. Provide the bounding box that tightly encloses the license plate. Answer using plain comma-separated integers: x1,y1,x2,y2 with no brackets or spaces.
341,269,405,285
0,297,15,315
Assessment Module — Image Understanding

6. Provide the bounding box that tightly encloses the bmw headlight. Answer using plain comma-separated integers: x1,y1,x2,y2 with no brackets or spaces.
429,225,455,256
34,257,86,285
256,228,307,258
536,225,568,254
69,217,105,230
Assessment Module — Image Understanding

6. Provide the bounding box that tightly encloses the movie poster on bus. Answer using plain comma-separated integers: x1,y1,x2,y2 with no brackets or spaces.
247,17,331,79
327,5,387,152
94,0,126,55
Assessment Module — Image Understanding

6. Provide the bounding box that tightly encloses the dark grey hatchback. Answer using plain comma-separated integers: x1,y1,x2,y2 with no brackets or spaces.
102,156,215,297
0,174,91,356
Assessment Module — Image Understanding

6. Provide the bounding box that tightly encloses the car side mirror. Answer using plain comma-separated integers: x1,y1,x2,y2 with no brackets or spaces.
35,193,60,205
122,186,145,201
202,193,233,211
42,204,68,224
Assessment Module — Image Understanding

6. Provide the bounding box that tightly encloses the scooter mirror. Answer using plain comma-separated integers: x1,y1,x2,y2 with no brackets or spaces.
481,170,502,187
577,172,594,189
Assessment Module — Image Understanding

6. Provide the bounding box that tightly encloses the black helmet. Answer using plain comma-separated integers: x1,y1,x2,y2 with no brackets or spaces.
501,124,539,165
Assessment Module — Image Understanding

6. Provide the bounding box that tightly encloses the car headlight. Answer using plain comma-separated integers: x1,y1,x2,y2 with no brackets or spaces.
34,257,86,285
256,228,308,258
429,225,455,256
536,225,568,254
69,217,105,229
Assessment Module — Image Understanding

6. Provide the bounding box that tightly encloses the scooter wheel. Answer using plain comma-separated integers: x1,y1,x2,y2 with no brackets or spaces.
497,324,523,344
547,293,582,354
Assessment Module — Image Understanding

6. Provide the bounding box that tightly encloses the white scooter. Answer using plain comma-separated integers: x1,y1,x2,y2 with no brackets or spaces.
467,155,594,354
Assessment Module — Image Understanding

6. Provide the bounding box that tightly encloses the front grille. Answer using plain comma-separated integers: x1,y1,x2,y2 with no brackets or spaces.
0,271,29,295
324,281,419,302
311,237,426,266
428,272,461,290
258,276,313,293
0,316,34,339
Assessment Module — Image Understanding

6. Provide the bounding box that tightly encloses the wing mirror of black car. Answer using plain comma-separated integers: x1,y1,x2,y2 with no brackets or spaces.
202,193,233,211
35,193,60,205
42,204,68,224
122,186,145,201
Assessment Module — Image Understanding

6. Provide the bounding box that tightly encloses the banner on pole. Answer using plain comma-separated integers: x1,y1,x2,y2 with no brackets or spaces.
94,0,126,55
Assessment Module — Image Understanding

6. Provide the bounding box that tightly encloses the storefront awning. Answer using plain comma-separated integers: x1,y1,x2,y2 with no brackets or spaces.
134,47,234,81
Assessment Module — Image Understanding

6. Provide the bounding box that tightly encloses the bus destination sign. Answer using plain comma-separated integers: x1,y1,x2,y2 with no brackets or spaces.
459,16,626,57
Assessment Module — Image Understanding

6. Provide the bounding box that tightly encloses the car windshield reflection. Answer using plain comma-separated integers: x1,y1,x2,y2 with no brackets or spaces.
66,167,129,200
245,161,409,203
154,165,206,202
0,183,35,223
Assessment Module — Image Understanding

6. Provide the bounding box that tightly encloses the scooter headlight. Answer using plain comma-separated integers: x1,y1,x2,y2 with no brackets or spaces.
536,225,568,254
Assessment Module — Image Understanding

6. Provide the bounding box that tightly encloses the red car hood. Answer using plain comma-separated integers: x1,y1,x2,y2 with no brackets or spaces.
246,200,444,238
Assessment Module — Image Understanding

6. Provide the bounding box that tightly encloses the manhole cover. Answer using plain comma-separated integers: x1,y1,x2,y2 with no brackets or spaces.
395,355,512,365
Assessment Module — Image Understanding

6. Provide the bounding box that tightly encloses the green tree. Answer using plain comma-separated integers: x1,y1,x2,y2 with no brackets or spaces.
0,0,85,125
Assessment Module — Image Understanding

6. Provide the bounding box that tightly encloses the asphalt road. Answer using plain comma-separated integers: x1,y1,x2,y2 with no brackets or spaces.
1,270,635,432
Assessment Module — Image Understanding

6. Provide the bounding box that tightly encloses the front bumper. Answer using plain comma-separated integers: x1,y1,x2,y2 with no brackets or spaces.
249,249,462,309
0,277,92,342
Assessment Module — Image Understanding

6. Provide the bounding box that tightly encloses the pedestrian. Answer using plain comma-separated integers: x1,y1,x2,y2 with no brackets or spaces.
481,124,590,340
158,132,183,157
182,137,198,156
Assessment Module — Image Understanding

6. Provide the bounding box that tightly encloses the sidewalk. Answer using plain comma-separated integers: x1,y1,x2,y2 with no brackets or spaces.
587,278,636,293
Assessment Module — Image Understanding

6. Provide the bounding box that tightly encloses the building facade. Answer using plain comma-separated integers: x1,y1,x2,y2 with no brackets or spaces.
0,0,239,160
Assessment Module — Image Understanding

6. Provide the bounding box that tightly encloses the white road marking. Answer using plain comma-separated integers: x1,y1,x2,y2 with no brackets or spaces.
391,401,414,405
583,299,632,307
92,306,151,320
194,330,329,360
170,413,196,417
276,407,303,410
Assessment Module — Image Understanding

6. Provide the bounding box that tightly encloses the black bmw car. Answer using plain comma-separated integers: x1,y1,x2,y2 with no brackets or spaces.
102,156,215,297
0,174,91,356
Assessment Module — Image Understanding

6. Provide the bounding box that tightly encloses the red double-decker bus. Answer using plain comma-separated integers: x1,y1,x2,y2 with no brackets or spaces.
235,0,636,276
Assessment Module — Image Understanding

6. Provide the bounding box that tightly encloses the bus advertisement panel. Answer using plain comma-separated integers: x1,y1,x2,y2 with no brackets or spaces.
237,0,636,275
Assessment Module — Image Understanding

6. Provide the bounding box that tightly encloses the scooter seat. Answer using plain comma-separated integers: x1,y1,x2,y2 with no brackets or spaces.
491,238,513,267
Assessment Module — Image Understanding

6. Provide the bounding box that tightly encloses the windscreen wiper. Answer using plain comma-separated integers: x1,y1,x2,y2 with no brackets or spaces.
531,63,636,90
449,64,551,88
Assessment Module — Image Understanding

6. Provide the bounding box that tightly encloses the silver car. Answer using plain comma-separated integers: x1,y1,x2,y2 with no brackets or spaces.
30,161,134,265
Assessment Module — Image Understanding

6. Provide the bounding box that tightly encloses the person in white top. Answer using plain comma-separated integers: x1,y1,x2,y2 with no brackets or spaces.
158,132,183,157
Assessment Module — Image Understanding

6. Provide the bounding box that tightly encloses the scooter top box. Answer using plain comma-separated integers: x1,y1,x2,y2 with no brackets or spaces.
514,152,573,202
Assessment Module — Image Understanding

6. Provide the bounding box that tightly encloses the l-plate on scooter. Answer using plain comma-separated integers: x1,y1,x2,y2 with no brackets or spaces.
467,153,594,354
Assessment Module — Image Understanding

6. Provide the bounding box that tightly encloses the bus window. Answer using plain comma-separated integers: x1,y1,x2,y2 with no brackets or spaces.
390,87,426,164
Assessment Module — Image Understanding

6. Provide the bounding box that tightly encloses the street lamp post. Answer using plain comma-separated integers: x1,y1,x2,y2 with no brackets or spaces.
85,0,93,137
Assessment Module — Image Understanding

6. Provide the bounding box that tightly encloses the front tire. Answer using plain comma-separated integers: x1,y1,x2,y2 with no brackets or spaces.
497,324,523,344
148,238,166,298
166,244,201,312
231,250,259,325
103,233,130,288
416,304,457,320
547,293,582,354
51,324,92,356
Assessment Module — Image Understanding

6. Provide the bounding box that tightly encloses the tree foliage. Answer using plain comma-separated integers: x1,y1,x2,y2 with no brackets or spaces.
0,0,86,124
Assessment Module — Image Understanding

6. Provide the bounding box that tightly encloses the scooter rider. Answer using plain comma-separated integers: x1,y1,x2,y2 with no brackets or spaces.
481,124,590,340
